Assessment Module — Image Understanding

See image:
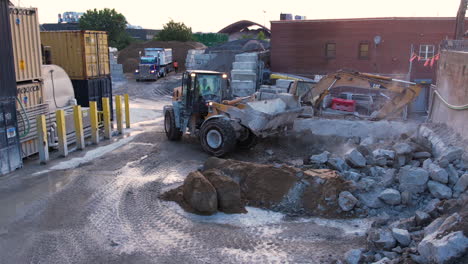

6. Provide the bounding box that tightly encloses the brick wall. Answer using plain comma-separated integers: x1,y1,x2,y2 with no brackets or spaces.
271,18,468,82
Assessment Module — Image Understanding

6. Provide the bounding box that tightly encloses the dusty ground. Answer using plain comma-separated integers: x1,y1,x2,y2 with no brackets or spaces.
0,74,368,263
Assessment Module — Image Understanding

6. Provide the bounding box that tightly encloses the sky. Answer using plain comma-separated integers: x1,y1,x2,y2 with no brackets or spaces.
12,0,463,32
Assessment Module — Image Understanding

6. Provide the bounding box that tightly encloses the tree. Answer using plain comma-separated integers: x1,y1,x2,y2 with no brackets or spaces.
157,20,193,42
79,8,131,50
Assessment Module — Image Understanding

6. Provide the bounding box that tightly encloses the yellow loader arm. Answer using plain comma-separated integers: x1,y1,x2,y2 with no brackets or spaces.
308,70,422,120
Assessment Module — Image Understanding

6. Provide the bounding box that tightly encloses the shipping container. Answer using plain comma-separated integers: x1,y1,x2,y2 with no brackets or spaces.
40,31,110,79
16,82,43,109
9,7,42,82
0,99,22,175
17,103,49,157
71,76,113,113
0,0,17,99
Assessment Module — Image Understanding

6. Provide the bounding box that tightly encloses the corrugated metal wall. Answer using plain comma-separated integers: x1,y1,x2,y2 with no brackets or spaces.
9,7,42,82
0,0,22,174
0,0,17,98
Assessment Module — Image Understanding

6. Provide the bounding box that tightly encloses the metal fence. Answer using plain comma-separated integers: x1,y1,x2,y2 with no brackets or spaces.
440,40,468,52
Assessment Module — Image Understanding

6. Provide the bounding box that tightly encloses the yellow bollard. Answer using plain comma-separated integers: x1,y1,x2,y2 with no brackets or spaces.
73,105,85,150
124,94,130,128
36,115,49,164
56,109,68,157
116,95,123,134
102,97,112,139
89,101,99,144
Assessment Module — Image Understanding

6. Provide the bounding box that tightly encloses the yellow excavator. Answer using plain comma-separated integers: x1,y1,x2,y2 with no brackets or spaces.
289,70,422,120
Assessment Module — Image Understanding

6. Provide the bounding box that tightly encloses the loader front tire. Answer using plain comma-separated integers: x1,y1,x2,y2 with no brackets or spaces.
165,109,182,141
200,119,236,157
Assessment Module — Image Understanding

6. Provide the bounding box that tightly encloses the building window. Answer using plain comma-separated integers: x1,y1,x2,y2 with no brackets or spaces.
326,43,336,58
359,43,370,59
419,45,435,60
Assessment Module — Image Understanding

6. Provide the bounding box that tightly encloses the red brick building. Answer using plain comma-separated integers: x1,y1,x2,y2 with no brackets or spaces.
271,17,468,83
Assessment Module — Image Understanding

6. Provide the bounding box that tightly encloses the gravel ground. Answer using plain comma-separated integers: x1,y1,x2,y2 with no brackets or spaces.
0,74,367,263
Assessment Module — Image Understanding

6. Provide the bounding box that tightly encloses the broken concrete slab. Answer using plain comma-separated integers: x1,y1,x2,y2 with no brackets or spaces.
427,181,452,199
393,143,413,155
310,151,330,164
453,174,468,194
413,152,432,159
399,167,429,193
338,191,358,212
392,228,411,246
344,248,363,264
373,149,396,160
379,189,401,205
345,149,367,168
428,164,449,184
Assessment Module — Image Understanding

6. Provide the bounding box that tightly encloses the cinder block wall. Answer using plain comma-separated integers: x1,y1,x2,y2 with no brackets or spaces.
431,50,468,140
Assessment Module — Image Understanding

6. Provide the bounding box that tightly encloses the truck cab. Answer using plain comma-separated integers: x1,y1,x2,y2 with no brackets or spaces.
135,48,173,81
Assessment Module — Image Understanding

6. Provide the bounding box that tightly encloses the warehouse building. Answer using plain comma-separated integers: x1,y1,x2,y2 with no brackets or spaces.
271,17,468,82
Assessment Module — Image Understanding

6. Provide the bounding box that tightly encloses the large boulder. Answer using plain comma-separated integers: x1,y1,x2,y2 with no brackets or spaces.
418,231,468,263
427,181,452,199
203,169,246,214
399,167,429,193
182,171,218,215
378,188,401,205
338,191,358,211
345,149,367,168
203,157,298,209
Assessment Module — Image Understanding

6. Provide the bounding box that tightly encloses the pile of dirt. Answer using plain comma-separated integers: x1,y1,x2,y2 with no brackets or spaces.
118,40,206,73
162,157,354,217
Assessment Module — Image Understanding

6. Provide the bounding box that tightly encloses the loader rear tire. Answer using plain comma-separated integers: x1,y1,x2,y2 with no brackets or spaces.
165,109,182,141
200,119,236,157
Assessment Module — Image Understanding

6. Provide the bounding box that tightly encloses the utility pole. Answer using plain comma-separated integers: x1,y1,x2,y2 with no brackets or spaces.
455,0,468,39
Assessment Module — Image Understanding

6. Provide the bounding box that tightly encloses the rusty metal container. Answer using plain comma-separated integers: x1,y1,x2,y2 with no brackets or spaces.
16,82,43,109
9,7,42,82
40,31,110,79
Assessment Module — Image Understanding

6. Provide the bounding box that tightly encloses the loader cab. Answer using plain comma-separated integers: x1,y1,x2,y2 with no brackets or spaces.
179,71,230,114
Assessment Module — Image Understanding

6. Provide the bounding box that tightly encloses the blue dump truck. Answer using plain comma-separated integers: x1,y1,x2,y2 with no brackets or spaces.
135,48,173,81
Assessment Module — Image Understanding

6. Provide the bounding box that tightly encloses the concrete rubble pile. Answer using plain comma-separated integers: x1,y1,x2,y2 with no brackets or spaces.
162,122,467,263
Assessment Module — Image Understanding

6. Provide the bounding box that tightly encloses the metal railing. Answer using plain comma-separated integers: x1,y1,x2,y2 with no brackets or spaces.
440,40,468,52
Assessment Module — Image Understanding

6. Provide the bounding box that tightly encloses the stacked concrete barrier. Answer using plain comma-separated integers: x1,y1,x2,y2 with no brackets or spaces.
186,49,213,70
109,48,126,82
231,53,258,97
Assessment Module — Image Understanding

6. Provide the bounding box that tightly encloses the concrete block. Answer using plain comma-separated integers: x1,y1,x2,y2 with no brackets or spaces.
235,52,258,62
233,62,257,70
233,87,255,97
231,70,257,82
231,80,255,90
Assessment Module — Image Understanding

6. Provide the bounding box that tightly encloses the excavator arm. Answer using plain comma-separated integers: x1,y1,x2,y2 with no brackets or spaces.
307,70,422,120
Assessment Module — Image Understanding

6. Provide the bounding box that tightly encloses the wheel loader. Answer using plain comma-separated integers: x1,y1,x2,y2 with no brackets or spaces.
163,70,303,156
